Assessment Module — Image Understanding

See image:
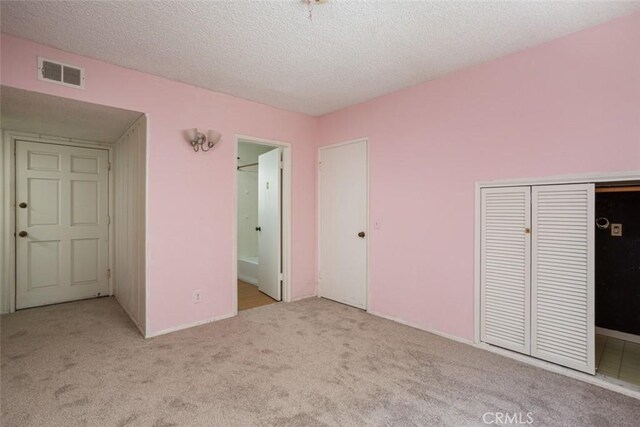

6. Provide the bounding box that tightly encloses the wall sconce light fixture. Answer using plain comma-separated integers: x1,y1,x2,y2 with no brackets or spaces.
185,128,222,152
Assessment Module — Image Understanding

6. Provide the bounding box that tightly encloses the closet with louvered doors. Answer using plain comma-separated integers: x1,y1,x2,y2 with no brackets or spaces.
480,184,595,375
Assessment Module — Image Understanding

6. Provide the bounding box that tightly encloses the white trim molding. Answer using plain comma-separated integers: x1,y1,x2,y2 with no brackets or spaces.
476,170,640,188
291,293,318,303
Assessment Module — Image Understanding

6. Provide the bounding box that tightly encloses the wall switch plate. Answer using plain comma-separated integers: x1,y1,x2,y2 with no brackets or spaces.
193,290,202,303
611,223,622,237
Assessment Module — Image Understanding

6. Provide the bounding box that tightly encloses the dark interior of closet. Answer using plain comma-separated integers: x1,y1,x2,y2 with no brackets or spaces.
595,187,640,335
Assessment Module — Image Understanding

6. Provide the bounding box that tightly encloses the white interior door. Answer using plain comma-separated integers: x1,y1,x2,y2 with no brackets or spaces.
531,184,595,374
319,140,368,309
16,141,109,309
257,148,281,301
480,186,531,354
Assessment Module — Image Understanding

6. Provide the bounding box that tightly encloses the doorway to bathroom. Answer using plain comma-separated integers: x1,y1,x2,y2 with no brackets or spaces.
234,136,292,312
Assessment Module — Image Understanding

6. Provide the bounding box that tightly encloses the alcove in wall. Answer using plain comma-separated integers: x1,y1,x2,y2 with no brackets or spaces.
594,185,640,385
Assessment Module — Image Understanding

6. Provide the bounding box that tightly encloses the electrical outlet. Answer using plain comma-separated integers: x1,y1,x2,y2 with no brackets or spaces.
193,290,202,304
611,223,622,237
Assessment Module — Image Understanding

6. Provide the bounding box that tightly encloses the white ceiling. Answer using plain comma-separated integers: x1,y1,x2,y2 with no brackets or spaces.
1,1,638,116
1,86,143,142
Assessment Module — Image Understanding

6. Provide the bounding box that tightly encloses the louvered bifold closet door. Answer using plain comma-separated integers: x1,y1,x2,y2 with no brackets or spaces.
532,184,595,374
481,187,531,355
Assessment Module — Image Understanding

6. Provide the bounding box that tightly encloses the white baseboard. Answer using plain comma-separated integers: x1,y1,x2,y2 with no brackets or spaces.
291,293,317,302
237,273,258,286
596,327,640,344
145,312,235,338
367,309,473,346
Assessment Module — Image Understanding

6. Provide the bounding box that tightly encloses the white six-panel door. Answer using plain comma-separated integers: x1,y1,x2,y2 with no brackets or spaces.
16,141,109,309
257,148,281,301
318,140,368,309
481,186,531,354
531,184,595,374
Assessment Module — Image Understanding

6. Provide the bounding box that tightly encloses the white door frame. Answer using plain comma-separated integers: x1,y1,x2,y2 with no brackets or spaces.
317,137,370,310
233,135,292,314
474,170,640,345
1,130,115,313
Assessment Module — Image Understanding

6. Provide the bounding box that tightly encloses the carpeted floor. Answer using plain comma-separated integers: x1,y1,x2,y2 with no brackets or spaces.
2,297,639,426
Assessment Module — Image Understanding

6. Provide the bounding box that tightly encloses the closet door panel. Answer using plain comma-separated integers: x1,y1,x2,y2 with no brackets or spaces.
532,184,595,374
481,186,531,354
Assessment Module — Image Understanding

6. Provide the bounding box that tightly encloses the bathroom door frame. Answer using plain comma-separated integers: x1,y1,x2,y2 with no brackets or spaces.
232,135,292,314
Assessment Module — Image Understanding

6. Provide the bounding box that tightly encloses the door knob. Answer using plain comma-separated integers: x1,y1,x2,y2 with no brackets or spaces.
19,202,27,208
255,226,261,231
358,231,365,238
18,231,28,237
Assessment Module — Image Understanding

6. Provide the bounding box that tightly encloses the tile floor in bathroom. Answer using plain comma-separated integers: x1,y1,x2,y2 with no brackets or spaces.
595,334,640,387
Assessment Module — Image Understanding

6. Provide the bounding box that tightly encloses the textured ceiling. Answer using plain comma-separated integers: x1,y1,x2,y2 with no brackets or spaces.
1,1,639,116
1,86,143,142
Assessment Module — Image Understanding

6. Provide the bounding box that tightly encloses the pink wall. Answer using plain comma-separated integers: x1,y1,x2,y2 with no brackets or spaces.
2,12,639,341
317,12,640,341
1,34,318,335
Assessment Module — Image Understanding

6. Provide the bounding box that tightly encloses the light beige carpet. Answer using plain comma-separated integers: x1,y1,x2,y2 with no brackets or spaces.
2,297,639,426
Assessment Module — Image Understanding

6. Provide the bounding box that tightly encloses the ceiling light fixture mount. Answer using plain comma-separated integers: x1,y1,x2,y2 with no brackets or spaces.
185,128,221,152
306,0,328,21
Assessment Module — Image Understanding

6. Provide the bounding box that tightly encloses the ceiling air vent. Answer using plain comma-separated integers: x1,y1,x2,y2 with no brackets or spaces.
37,57,85,89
